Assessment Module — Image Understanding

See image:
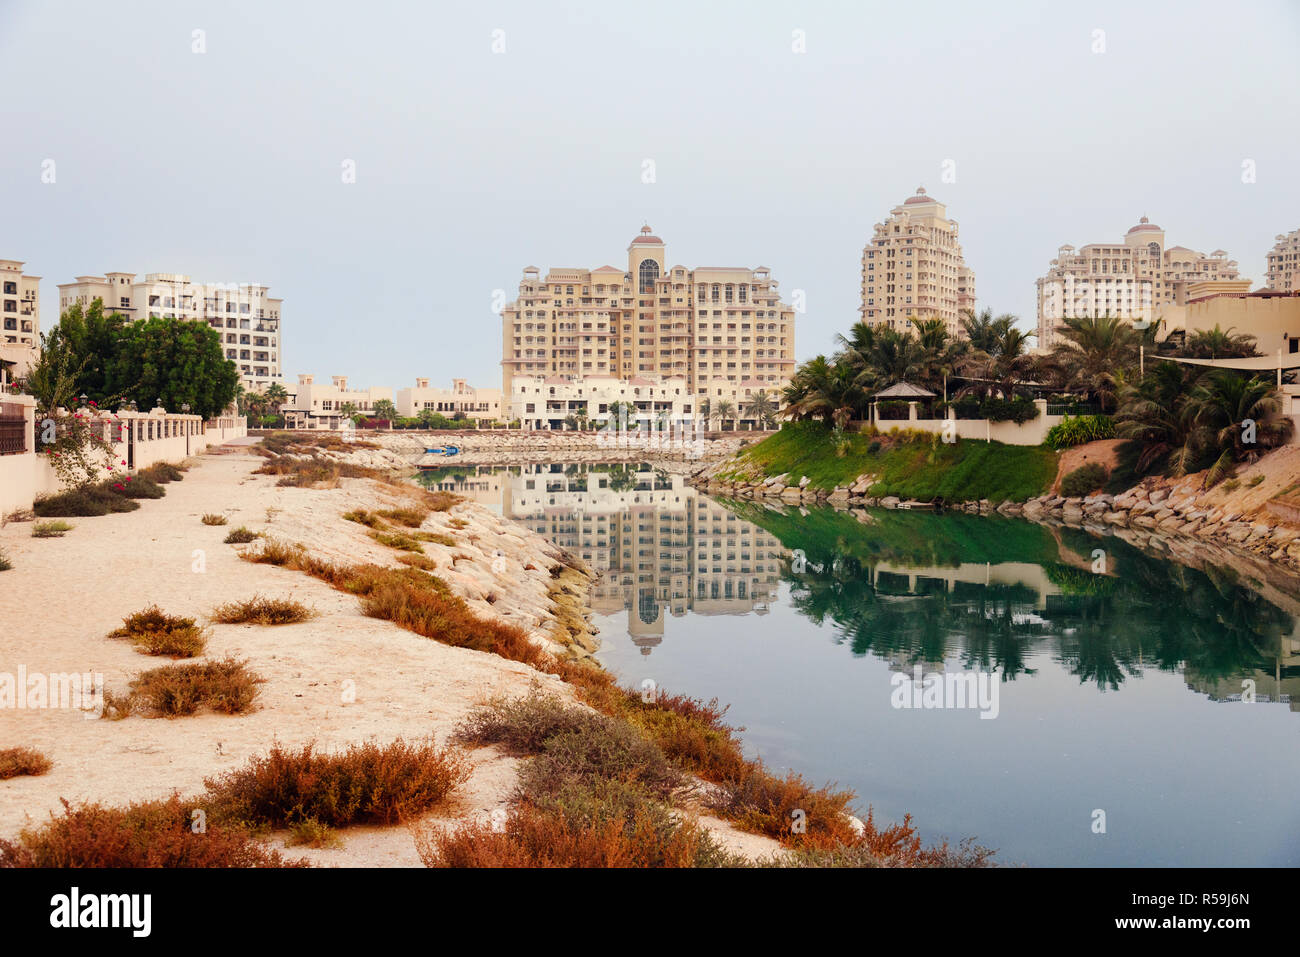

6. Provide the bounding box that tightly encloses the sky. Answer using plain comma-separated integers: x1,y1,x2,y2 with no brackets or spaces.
2,0,1297,390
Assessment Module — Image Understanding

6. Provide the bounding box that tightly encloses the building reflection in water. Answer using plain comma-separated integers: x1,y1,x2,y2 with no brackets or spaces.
420,463,784,654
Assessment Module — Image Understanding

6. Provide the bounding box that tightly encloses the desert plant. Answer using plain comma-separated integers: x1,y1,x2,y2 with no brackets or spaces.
0,747,53,780
201,513,228,526
107,605,207,657
0,796,306,868
205,739,470,829
126,657,262,716
31,520,73,538
223,526,258,544
210,596,315,625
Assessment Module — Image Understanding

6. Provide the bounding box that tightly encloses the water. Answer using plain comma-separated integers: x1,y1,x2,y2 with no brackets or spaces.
418,463,1300,866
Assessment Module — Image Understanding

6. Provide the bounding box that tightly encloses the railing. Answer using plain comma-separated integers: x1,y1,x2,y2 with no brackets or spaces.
0,403,25,454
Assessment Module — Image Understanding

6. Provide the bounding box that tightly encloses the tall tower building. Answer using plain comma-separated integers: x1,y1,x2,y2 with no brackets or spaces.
499,226,796,402
1035,217,1240,350
1266,228,1300,292
859,187,976,339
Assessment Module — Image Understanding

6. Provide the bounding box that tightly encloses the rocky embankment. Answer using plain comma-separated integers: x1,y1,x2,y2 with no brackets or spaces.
688,466,1006,513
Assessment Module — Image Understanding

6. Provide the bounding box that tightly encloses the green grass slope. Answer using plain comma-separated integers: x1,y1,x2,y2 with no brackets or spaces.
716,423,1059,504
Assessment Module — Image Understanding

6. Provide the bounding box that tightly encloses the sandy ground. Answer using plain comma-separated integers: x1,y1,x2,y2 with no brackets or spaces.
0,442,782,865
1051,439,1125,494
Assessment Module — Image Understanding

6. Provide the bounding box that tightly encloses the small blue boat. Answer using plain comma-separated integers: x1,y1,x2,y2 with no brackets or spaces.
417,445,460,468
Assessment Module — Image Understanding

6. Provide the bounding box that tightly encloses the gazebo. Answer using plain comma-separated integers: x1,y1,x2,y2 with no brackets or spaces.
871,381,935,424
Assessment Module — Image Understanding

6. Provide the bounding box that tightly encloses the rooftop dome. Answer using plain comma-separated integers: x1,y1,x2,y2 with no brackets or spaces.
630,224,663,245
903,186,937,206
1127,215,1162,234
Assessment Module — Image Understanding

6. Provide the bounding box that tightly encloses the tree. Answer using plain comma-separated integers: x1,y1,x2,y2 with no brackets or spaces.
714,399,735,431
372,399,398,422
107,316,238,419
1180,325,1258,360
26,300,130,409
781,355,865,426
745,389,778,429
263,382,289,416
697,397,712,429
1051,315,1141,412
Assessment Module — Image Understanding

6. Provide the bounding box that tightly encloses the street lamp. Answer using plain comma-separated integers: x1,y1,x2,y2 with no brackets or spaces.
181,403,191,414
78,393,88,407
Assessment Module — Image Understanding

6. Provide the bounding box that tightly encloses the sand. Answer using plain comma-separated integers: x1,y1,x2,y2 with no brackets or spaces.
0,442,782,865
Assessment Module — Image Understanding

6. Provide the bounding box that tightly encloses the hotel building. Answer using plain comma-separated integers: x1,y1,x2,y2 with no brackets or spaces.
1035,218,1240,350
394,378,502,421
57,272,284,393
860,187,976,337
499,226,797,409
281,374,392,430
1266,229,1300,293
0,259,40,383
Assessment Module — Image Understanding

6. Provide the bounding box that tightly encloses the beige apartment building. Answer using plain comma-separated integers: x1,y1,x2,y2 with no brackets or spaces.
1159,287,1300,357
0,259,40,383
860,187,976,338
57,272,284,393
1035,217,1241,349
500,226,796,405
281,374,392,430
1266,229,1300,293
394,378,502,421
508,372,778,431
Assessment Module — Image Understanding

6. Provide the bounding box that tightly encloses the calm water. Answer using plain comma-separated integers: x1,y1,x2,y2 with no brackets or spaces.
419,463,1300,866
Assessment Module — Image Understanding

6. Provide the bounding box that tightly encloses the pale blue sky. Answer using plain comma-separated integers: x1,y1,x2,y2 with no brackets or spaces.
2,0,1297,389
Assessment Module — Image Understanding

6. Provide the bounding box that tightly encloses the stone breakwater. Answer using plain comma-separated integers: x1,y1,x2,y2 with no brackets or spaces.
372,430,764,466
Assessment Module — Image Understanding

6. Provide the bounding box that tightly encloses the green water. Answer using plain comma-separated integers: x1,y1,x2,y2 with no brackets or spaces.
418,463,1300,866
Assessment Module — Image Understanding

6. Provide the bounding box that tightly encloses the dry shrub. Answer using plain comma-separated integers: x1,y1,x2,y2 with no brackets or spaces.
396,554,439,571
413,531,455,546
34,484,141,516
705,763,860,849
359,576,547,667
31,520,73,538
376,507,429,528
201,513,228,526
205,739,470,828
415,799,737,868
224,526,258,544
457,691,609,755
369,530,424,552
0,796,306,868
342,509,384,527
0,747,52,780
210,595,314,625
107,605,207,658
421,490,458,512
115,474,166,499
766,811,996,867
139,462,185,484
287,818,343,849
127,657,263,716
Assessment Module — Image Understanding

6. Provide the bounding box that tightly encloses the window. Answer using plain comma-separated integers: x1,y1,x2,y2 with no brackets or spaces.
638,259,659,294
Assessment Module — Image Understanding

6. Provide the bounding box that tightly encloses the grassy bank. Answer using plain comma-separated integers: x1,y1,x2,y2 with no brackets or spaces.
717,422,1058,503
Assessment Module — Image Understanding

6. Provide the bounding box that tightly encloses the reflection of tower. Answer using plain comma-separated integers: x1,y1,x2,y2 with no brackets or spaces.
630,587,665,655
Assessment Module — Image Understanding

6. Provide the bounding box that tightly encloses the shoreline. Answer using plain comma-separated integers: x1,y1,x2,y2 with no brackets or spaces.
0,439,788,864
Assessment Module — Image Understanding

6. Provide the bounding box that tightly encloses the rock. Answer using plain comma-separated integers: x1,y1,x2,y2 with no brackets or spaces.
798,476,810,488
1102,511,1128,526
1225,525,1253,543
827,489,851,506
881,496,900,508
1149,489,1169,504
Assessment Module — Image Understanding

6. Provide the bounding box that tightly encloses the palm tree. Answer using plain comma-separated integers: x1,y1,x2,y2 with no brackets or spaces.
1187,371,1294,477
714,400,735,431
1181,325,1258,360
264,382,288,416
1115,361,1208,476
1051,315,1141,411
697,397,712,430
744,389,778,429
372,399,397,423
781,355,865,426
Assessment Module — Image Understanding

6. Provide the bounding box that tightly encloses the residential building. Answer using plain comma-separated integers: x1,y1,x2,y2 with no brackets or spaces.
1035,217,1240,350
507,372,779,431
860,187,976,338
499,226,796,406
394,378,502,422
57,272,284,393
1159,288,1300,358
0,259,39,384
281,374,392,430
1266,229,1300,293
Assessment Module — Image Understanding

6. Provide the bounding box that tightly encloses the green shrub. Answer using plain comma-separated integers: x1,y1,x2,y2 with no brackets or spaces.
34,483,141,516
32,520,73,538
1060,462,1108,497
1045,414,1116,450
979,396,1040,424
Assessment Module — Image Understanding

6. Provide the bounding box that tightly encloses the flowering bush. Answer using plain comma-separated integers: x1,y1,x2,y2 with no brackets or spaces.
37,408,118,490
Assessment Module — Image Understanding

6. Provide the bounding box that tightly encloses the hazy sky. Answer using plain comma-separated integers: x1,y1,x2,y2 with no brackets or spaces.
2,0,1297,390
